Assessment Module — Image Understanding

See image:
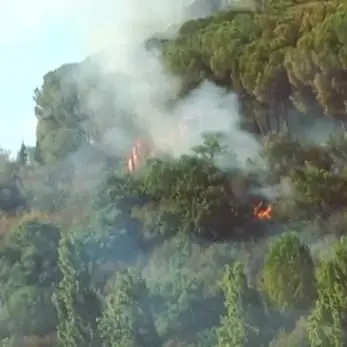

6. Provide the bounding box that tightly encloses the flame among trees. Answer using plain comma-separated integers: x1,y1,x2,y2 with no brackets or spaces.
126,115,206,173
3,1,347,346
253,201,272,220
127,130,274,223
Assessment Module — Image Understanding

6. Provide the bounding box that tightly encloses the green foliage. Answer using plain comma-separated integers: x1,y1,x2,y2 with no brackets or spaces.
261,232,316,311
141,154,249,239
6,286,54,337
0,180,26,216
291,164,347,212
285,2,347,117
269,317,309,347
191,131,228,160
0,218,61,296
3,1,347,346
262,132,347,219
97,135,250,241
33,64,87,163
0,150,26,215
39,127,84,164
97,269,161,347
146,235,227,343
22,164,72,212
53,232,102,347
33,60,139,165
163,0,347,133
0,150,17,184
308,237,347,347
262,132,332,176
16,142,28,166
217,262,265,347
0,219,61,336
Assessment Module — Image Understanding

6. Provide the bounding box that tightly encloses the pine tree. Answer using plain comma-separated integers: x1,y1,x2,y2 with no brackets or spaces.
53,234,102,347
16,142,28,166
217,262,265,347
33,141,43,164
261,232,316,312
98,269,162,347
308,237,347,347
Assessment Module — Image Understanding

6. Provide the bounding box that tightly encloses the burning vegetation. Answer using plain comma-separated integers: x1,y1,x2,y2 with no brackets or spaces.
127,136,273,225
127,120,274,225
127,139,153,173
253,201,272,221
127,115,202,173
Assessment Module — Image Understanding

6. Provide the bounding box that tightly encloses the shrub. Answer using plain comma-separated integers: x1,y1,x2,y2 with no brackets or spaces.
261,232,316,311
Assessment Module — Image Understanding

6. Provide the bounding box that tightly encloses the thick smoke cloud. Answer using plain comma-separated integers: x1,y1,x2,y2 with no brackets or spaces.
69,0,264,167
15,0,267,206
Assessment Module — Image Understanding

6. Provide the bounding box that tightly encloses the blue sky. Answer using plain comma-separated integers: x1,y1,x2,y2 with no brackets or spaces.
0,0,96,154
0,0,185,154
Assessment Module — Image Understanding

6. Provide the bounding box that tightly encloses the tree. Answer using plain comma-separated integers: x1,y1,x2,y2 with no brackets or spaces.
53,232,102,347
0,179,26,215
291,163,347,213
98,138,251,242
261,232,316,312
16,142,28,166
0,149,17,183
97,269,162,347
5,286,52,337
22,163,71,212
284,2,347,119
32,59,137,164
308,237,347,347
145,234,223,343
191,131,228,160
0,218,61,336
269,317,309,347
4,1,347,345
217,262,266,347
92,172,148,261
33,63,90,164
140,153,249,239
163,0,347,134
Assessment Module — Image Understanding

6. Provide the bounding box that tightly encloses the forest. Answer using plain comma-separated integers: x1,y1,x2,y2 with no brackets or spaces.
1,0,347,346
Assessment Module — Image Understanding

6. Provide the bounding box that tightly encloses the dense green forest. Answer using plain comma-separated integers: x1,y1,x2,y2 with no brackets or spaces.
2,0,347,346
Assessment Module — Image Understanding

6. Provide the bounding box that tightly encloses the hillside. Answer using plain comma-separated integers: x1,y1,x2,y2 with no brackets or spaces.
1,0,347,346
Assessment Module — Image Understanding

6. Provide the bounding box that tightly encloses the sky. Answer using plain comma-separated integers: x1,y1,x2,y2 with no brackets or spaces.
0,0,208,155
0,0,117,154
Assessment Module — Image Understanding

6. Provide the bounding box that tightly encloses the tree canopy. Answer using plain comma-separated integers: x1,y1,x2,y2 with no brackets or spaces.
1,0,347,346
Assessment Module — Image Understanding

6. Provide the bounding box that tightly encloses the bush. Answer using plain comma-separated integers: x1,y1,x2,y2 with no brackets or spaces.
261,232,316,311
269,317,309,347
308,237,347,347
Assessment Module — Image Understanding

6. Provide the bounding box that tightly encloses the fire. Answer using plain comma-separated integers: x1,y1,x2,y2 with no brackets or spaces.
127,139,153,173
127,139,142,173
253,201,272,220
127,114,202,173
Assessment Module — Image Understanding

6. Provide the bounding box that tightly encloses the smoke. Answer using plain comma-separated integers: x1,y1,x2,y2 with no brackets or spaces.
1,1,343,345
60,0,264,172
288,110,342,147
6,0,266,219
250,176,294,201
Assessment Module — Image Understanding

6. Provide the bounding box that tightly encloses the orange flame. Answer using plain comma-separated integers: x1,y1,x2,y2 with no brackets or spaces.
128,140,141,173
127,115,201,173
253,201,272,220
127,139,153,173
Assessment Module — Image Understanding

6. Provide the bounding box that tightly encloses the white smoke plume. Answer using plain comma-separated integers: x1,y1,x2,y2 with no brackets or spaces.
5,0,264,174
68,0,265,168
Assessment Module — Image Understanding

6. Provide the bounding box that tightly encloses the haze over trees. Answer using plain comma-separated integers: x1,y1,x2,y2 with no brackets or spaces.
1,0,347,346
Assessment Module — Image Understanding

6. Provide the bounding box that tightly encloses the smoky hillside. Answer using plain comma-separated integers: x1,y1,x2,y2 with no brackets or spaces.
2,0,347,346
